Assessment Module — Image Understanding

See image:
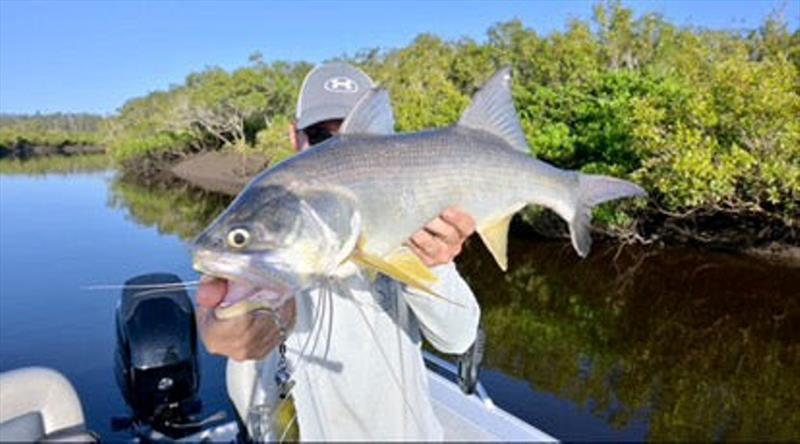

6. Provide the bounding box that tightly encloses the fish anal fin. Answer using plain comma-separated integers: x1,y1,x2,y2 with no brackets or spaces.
477,214,513,271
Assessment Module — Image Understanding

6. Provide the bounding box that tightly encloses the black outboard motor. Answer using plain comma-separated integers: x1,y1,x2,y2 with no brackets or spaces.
113,273,219,439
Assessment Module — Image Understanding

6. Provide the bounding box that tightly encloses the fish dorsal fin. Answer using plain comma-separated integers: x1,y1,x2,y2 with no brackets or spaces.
340,88,395,135
477,214,514,271
458,67,529,153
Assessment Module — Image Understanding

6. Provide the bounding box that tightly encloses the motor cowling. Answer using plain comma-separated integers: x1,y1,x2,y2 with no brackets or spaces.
113,273,201,437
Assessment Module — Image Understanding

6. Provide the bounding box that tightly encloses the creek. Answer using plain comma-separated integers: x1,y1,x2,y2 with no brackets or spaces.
1,165,797,440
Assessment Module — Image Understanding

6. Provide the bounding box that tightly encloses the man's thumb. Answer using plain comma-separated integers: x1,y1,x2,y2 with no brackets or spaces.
196,277,227,308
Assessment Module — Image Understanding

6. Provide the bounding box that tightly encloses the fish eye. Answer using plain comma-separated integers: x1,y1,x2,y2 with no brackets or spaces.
227,228,251,249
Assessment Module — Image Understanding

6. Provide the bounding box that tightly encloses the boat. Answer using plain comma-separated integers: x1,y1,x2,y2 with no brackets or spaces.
0,273,556,442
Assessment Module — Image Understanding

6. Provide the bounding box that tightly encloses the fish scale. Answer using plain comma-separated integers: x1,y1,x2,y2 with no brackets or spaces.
255,125,573,257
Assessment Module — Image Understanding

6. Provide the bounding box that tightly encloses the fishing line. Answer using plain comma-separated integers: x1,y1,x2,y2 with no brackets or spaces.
80,280,202,291
278,413,298,443
345,282,426,435
282,282,329,377
266,283,330,422
111,285,202,299
322,280,335,360
247,284,329,440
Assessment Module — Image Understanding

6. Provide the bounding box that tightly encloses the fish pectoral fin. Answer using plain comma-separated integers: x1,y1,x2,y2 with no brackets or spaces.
477,214,514,271
352,247,437,291
352,246,461,302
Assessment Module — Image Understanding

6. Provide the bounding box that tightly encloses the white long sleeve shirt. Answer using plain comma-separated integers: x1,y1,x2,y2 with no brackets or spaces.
226,263,480,441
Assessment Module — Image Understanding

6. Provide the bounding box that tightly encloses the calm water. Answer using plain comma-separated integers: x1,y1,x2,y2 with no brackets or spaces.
1,169,798,441
0,171,232,440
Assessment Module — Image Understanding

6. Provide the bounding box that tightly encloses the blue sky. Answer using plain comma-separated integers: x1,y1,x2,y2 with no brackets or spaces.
1,0,797,115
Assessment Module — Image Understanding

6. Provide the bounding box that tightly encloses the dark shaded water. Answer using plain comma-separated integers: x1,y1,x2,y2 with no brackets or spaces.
459,237,800,441
1,169,798,441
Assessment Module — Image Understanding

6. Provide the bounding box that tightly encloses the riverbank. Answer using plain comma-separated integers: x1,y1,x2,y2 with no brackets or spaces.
0,142,105,159
170,151,267,196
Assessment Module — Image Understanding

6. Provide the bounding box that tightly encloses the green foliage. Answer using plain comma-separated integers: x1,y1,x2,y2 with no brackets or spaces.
0,113,104,149
253,115,297,165
104,88,196,162
356,34,472,131
110,132,193,163
492,4,798,228
103,2,798,238
106,61,311,162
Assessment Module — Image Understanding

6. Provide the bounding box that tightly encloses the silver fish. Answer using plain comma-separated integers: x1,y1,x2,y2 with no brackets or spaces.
192,68,646,317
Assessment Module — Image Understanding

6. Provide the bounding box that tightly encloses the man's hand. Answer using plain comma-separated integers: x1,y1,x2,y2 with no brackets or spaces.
409,207,476,267
196,276,296,362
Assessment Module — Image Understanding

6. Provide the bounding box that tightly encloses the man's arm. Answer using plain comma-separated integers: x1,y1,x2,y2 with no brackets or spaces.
402,263,481,354
404,208,481,354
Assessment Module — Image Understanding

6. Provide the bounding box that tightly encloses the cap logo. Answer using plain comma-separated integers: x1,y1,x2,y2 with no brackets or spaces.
324,76,359,93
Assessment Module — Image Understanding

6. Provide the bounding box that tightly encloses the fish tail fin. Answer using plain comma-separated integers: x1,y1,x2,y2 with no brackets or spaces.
459,67,648,259
568,174,647,257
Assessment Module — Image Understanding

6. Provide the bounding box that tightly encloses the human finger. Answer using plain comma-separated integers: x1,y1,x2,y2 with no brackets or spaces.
196,276,227,309
410,230,441,258
424,217,461,246
441,207,477,238
411,229,458,266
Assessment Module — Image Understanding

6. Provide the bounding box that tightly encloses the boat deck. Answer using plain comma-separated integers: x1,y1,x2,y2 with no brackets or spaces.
188,368,556,442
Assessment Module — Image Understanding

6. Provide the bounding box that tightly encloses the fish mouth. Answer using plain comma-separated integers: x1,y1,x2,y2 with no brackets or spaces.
193,250,295,309
219,279,293,310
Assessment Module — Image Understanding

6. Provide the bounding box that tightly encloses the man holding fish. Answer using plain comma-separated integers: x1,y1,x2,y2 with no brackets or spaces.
195,62,482,440
192,55,644,439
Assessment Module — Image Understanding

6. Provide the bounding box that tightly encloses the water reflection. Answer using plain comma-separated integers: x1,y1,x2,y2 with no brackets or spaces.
458,237,800,441
108,177,800,441
108,177,230,240
0,171,233,440
0,154,111,175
